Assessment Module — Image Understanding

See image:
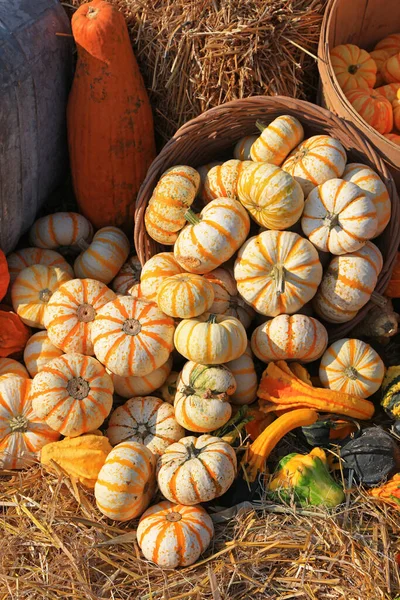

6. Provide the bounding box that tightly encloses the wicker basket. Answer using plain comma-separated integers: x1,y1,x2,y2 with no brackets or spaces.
318,0,400,185
135,96,400,340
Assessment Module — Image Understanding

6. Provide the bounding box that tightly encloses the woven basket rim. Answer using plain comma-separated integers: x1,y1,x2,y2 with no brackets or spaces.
134,95,400,341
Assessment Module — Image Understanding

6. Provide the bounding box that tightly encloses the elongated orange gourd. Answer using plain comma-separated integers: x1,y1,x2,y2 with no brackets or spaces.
31,353,113,437
44,278,116,355
250,115,304,165
137,501,214,568
202,160,251,204
7,248,74,285
74,227,130,284
342,163,391,237
67,0,156,230
0,376,60,469
140,252,186,301
29,212,93,249
257,360,375,420
23,331,64,377
156,273,214,318
330,44,377,91
91,296,175,377
345,88,393,134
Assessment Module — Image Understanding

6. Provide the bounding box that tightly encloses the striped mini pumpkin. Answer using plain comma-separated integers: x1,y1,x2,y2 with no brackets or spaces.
174,313,247,364
301,178,378,255
375,33,400,57
343,163,391,237
137,501,214,568
44,278,116,355
95,441,156,521
234,230,323,316
251,314,328,364
330,44,377,92
11,265,72,329
174,198,250,274
375,82,400,102
313,241,383,323
0,376,59,469
233,135,258,160
29,212,93,249
250,115,304,165
203,267,255,329
74,226,130,284
319,338,385,398
145,166,200,245
226,343,258,405
381,53,400,84
196,161,223,203
110,356,172,398
91,296,175,377
159,370,180,404
0,357,29,379
106,396,184,455
345,88,393,134
157,435,237,505
202,159,251,204
370,49,391,86
31,353,113,437
7,248,74,285
238,162,304,230
282,135,347,196
23,331,64,378
156,273,214,318
111,256,142,295
140,252,186,301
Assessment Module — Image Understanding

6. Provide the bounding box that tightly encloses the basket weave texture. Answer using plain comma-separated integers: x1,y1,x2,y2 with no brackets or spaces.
135,96,400,340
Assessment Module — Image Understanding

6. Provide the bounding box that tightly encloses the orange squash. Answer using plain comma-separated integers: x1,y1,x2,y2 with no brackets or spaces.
67,0,156,231
0,249,10,302
330,44,377,92
345,88,393,134
0,309,30,358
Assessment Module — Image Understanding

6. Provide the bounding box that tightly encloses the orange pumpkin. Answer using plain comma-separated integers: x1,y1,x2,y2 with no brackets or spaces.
74,227,130,284
0,249,10,302
385,252,400,297
67,0,156,231
44,278,116,355
0,309,30,358
30,353,114,437
7,248,74,285
370,49,391,87
0,376,60,469
381,53,400,84
330,44,377,92
29,212,93,250
375,33,400,57
345,88,393,134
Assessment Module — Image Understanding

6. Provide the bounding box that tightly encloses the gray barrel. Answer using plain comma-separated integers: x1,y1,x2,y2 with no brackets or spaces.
0,0,73,253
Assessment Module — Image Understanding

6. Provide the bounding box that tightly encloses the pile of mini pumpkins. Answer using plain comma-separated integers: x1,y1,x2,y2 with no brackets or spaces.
0,113,396,570
330,33,400,143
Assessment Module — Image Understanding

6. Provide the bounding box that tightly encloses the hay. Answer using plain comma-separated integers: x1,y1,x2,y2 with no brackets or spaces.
69,0,327,142
1,463,399,599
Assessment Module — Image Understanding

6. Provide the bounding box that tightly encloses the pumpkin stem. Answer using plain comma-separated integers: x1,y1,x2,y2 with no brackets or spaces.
270,265,286,295
344,366,359,380
184,209,201,225
122,318,142,336
77,303,96,323
256,120,266,133
166,511,182,522
67,377,90,400
348,64,360,75
188,442,202,459
76,238,90,252
370,292,387,308
87,6,99,19
206,313,218,324
324,212,339,230
39,288,53,303
9,414,29,433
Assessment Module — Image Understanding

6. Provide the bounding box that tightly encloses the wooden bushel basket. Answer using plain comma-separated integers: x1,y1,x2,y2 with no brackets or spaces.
134,96,400,341
318,0,400,185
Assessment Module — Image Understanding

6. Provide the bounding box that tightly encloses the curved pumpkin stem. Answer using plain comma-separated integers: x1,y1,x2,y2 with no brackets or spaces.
271,264,286,295
184,208,201,226
256,120,266,133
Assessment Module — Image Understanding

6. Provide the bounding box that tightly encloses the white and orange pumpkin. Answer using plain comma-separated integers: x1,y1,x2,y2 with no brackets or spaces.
7,248,74,284
110,356,172,398
23,331,64,378
319,338,385,398
91,296,175,377
0,376,59,469
251,314,328,364
204,267,255,329
29,212,93,249
95,441,156,521
250,115,304,165
202,159,251,204
156,273,214,318
234,230,323,317
0,358,29,379
226,343,258,405
11,265,72,329
140,252,186,301
30,353,113,437
137,501,214,568
157,434,237,505
112,256,142,295
44,278,116,355
233,135,258,161
74,226,130,284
